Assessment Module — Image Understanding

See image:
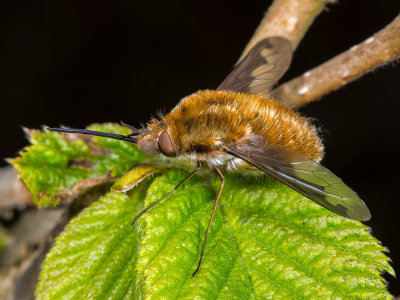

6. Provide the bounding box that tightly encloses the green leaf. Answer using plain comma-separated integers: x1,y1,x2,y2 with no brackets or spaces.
13,123,393,298
0,226,7,253
11,124,148,207
111,163,167,192
36,168,394,299
36,186,144,299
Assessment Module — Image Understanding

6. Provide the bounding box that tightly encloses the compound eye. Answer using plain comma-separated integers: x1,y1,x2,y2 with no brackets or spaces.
158,131,176,157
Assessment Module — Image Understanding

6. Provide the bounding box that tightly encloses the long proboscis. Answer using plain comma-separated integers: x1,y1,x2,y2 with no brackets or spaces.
47,127,138,143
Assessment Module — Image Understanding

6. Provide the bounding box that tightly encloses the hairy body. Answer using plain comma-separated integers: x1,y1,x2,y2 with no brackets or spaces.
141,90,324,167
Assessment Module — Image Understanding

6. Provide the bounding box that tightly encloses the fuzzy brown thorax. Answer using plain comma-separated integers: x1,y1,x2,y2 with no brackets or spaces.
137,90,324,165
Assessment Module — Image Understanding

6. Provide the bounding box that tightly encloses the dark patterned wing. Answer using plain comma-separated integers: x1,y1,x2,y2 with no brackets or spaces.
225,135,371,221
218,37,292,98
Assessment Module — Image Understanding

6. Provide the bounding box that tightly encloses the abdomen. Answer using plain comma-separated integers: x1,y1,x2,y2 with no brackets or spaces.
166,90,324,161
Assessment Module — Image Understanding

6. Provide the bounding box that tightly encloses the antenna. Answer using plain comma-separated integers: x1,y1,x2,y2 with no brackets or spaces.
47,127,137,143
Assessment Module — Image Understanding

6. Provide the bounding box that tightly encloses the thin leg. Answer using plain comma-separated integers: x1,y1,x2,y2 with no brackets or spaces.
127,133,140,137
120,121,140,137
131,162,202,226
192,167,225,277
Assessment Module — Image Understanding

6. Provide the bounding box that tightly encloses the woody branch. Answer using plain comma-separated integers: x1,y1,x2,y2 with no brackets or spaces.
273,14,400,107
240,0,334,60
243,0,400,107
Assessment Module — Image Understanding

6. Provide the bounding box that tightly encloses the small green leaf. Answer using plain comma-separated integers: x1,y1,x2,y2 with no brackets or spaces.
11,124,148,207
112,163,166,192
37,168,394,299
0,226,7,253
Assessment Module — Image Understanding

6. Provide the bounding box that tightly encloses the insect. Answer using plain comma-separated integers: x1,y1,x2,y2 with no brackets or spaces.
48,36,371,276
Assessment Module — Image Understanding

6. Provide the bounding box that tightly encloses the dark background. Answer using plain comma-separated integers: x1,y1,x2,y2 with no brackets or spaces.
1,0,399,295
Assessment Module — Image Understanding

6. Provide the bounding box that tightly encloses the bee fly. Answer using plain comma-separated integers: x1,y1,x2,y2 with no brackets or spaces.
48,37,371,276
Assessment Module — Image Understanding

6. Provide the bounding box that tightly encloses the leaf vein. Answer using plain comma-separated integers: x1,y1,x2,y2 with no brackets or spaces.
235,231,350,298
221,203,381,269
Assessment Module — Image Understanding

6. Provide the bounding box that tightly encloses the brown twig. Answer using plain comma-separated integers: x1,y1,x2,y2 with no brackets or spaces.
240,0,333,61
0,166,32,220
272,14,400,107
0,208,69,300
